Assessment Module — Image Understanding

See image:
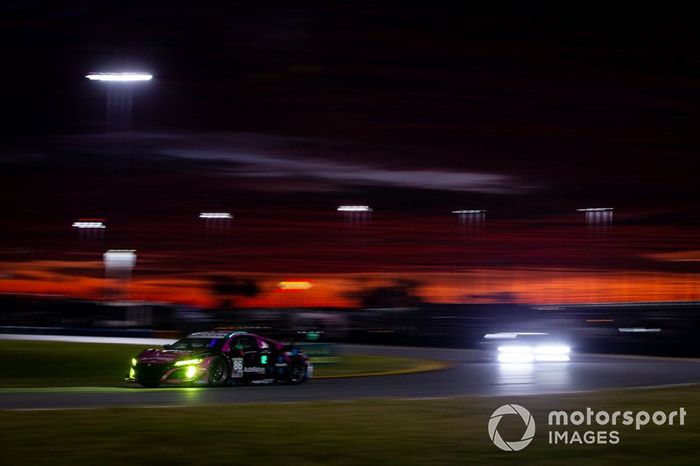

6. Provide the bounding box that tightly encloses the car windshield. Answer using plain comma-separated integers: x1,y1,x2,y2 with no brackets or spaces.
170,338,223,351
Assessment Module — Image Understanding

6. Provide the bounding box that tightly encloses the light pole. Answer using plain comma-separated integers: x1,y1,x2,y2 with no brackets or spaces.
86,72,153,131
337,205,372,229
103,249,137,301
452,209,486,230
452,209,487,300
576,208,614,303
199,212,233,237
576,207,613,233
72,218,106,240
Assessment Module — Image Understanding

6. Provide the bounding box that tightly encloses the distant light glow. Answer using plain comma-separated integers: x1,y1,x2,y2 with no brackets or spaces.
199,212,233,219
337,205,372,212
452,209,486,214
497,344,533,354
533,344,570,355
484,332,548,340
131,358,137,367
72,221,106,229
533,354,570,362
278,281,313,291
184,366,197,379
103,250,137,268
497,343,570,363
497,352,535,363
576,207,614,212
86,72,153,82
618,327,661,333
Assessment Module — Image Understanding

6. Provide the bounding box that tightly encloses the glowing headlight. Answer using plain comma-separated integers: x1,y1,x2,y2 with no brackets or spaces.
534,345,570,355
174,358,203,367
184,366,198,379
497,352,535,363
497,343,571,363
131,358,138,367
497,345,533,353
534,353,570,362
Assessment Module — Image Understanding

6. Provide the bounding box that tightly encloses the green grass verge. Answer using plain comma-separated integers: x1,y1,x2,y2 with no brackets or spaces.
0,340,439,387
0,386,698,465
313,354,445,378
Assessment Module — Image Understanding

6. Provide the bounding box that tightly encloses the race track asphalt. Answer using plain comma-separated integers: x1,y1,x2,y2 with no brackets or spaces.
1,344,699,409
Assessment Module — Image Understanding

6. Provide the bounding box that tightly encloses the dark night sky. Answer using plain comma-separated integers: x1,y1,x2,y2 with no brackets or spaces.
1,2,699,306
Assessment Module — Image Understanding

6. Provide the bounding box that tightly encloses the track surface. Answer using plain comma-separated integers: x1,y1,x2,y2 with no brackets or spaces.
2,344,699,409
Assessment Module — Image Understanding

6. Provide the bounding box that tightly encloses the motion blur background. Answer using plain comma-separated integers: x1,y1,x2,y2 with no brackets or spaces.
1,2,699,354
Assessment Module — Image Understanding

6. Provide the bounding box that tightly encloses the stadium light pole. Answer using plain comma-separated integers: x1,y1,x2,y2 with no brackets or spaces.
576,208,614,303
452,209,486,229
86,72,153,131
576,207,613,231
103,249,137,301
72,218,106,240
452,210,487,301
337,205,373,229
336,205,373,294
86,73,153,82
199,212,233,236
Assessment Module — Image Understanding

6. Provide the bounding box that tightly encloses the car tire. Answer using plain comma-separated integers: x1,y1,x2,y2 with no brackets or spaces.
207,356,229,387
287,361,307,385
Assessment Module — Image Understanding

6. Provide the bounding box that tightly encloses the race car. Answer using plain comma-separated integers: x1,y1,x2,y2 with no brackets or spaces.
483,331,572,363
126,331,312,387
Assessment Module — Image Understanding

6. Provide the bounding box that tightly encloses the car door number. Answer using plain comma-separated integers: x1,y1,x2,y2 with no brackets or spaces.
231,358,243,378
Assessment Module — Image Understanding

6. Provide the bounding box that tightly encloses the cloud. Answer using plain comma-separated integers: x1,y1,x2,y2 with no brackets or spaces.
162,146,524,193
30,132,534,194
646,250,700,262
140,132,529,194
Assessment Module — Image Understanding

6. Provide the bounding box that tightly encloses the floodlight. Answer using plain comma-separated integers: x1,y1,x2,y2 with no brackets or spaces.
199,212,233,219
104,250,137,269
337,205,372,212
86,72,153,82
72,221,106,229
452,210,486,214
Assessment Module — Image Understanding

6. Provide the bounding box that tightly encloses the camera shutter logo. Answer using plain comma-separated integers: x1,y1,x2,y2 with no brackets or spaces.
488,404,536,451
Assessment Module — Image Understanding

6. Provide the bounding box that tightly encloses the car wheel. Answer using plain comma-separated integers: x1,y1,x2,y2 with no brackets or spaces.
287,361,306,385
207,356,229,387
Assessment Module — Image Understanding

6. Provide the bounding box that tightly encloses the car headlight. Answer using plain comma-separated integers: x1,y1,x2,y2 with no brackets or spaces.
184,366,198,379
534,344,570,355
174,358,203,367
497,344,533,353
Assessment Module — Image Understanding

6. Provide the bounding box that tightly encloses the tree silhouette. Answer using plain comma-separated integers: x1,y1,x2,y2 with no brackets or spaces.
349,279,424,309
209,276,260,309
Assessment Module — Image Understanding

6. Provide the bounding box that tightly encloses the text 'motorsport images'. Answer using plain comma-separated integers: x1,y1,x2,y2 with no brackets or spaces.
126,331,312,387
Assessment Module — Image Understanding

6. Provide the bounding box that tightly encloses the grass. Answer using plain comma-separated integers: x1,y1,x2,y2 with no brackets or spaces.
0,385,698,465
314,354,444,378
0,340,439,387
